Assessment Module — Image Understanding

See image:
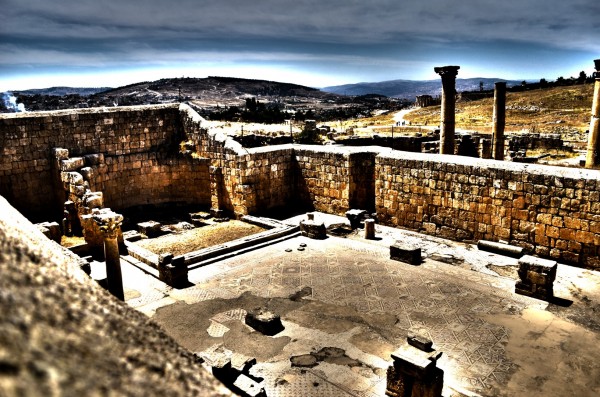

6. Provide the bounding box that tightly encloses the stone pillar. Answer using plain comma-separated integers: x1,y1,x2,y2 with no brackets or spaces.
93,209,124,300
585,59,600,168
434,66,460,154
364,218,375,239
209,166,226,218
492,82,507,160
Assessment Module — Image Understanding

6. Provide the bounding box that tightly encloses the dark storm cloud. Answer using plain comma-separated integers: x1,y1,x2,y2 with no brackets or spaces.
2,0,598,47
0,0,597,88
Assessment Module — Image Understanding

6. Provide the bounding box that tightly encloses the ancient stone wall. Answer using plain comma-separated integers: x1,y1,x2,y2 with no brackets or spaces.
179,104,295,215
0,105,210,220
2,105,600,268
375,151,600,268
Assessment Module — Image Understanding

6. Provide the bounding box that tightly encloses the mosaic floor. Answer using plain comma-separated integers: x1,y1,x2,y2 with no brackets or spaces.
114,220,600,397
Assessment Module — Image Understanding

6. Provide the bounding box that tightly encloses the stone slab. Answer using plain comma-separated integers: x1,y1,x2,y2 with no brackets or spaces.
390,243,421,265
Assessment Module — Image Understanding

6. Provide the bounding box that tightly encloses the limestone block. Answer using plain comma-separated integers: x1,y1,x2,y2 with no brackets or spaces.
36,222,61,243
515,255,557,300
52,147,69,160
83,191,103,210
138,221,162,237
80,167,95,181
346,209,368,229
299,213,326,239
245,307,284,336
390,243,422,265
158,255,189,288
61,171,84,185
60,157,85,172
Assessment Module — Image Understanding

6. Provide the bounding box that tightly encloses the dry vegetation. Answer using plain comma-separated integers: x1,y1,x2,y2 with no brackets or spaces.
404,84,594,139
135,220,265,256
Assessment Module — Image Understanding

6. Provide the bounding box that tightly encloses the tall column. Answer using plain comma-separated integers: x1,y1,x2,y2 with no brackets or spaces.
492,82,507,160
434,66,460,154
585,59,600,168
93,209,124,300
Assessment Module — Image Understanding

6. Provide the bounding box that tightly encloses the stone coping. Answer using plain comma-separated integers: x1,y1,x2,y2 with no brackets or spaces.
0,103,179,119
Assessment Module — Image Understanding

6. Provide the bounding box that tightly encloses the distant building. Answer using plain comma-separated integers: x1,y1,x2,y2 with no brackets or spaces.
415,95,437,107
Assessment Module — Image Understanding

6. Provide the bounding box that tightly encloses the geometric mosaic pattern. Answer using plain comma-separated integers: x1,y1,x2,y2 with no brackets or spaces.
174,236,544,396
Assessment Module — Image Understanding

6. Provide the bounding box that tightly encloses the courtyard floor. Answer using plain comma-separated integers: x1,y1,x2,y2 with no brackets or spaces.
96,213,600,397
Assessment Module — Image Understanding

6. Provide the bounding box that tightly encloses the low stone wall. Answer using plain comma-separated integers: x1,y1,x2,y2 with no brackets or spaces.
375,151,600,268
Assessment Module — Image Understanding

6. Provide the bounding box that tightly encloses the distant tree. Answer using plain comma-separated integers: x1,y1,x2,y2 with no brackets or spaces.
539,78,548,88
556,76,566,86
578,71,587,84
479,81,484,92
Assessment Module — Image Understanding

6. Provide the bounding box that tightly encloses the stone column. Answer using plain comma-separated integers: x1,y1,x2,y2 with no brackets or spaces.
492,82,507,160
93,209,124,300
434,66,460,154
585,59,600,168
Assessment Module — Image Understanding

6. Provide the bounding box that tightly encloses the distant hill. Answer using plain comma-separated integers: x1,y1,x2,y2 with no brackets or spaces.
322,78,524,99
98,76,333,100
16,87,112,96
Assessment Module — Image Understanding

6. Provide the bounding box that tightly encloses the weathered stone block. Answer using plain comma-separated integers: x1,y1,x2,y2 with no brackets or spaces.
137,221,162,237
390,243,421,265
52,147,69,160
60,157,85,172
61,171,84,185
346,209,368,229
158,255,189,288
36,222,61,243
245,307,284,336
84,153,104,166
83,191,103,209
515,255,557,300
299,216,326,239
387,344,443,397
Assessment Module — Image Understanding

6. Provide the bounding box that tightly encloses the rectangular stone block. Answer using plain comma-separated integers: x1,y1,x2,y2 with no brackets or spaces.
516,255,557,300
390,243,421,265
60,157,85,171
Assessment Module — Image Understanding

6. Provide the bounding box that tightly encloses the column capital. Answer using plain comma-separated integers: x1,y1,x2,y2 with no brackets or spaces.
92,208,123,239
434,66,460,78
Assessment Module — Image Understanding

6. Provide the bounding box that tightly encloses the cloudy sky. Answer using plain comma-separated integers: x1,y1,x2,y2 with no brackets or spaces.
0,0,598,91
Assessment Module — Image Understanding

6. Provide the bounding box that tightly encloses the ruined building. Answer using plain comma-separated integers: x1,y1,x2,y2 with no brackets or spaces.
1,60,600,396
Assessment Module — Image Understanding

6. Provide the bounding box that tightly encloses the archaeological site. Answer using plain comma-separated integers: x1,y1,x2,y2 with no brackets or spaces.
2,60,600,397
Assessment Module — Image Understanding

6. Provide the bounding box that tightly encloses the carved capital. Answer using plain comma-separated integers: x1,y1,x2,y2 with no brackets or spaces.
434,66,460,79
92,208,123,239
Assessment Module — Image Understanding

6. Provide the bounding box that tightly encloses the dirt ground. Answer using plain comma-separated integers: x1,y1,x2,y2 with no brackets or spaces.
135,220,265,256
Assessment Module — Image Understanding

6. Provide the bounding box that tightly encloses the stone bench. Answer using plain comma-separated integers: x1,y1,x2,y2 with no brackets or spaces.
515,255,557,300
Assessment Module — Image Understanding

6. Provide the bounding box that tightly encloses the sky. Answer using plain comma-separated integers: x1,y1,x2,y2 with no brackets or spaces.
0,0,598,91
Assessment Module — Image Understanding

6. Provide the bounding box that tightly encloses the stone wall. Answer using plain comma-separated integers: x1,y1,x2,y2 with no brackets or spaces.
375,151,600,268
2,104,600,268
0,104,210,220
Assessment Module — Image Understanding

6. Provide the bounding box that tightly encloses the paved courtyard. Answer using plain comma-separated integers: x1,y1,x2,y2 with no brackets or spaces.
103,215,600,397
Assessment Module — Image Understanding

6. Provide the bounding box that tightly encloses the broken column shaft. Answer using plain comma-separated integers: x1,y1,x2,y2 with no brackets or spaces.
93,209,124,300
434,66,460,155
492,82,507,160
585,59,600,168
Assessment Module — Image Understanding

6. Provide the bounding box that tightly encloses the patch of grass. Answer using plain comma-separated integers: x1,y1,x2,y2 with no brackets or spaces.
404,84,594,138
